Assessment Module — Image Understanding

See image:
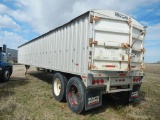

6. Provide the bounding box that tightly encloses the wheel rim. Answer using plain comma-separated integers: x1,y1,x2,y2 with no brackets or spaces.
5,70,10,80
54,78,61,96
68,84,79,106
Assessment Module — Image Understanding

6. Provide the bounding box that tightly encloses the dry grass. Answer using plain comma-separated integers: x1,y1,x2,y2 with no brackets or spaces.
0,64,160,120
144,63,160,74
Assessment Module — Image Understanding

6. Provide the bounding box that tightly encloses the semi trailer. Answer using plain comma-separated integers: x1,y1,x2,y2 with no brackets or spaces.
0,45,13,82
18,10,146,113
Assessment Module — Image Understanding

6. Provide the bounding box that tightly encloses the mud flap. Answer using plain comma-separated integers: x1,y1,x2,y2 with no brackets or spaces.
85,88,102,111
129,84,141,101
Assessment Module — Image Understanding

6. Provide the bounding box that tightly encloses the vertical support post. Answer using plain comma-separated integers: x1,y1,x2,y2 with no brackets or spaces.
25,65,30,75
127,18,133,71
91,15,95,68
141,27,146,70
44,69,47,75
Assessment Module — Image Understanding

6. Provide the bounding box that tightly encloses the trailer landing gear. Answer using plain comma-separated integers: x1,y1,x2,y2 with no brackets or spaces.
25,65,30,75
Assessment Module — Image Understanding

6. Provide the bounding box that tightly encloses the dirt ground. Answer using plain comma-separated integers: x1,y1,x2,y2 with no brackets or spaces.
0,64,160,120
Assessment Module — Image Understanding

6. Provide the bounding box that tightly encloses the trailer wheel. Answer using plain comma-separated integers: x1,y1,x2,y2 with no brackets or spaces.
109,91,129,105
52,73,68,102
66,77,85,114
2,68,11,82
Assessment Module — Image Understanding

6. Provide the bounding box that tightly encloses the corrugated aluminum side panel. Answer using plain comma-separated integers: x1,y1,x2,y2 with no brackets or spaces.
18,15,90,75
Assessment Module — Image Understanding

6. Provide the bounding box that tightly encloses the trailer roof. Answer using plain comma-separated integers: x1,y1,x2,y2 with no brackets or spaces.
18,11,90,48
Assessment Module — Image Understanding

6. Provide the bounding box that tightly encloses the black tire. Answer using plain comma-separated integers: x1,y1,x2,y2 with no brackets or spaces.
2,68,11,82
108,91,129,105
52,73,68,102
66,77,85,114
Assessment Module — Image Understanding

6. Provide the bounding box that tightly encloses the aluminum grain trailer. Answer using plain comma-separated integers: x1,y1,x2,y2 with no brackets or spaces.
18,9,146,113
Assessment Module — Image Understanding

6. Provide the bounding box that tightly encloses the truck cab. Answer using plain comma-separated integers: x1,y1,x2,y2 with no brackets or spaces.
0,46,13,82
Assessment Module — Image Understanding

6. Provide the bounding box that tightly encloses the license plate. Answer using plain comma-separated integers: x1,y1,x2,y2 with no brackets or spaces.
131,91,138,98
88,96,100,106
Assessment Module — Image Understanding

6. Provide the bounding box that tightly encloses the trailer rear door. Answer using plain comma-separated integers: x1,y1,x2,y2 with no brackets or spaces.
90,11,145,71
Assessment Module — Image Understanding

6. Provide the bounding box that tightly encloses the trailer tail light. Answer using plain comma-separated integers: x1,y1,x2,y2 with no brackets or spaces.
92,79,96,84
96,80,100,84
92,79,104,85
119,73,126,76
101,79,104,84
105,65,115,68
133,77,141,82
131,66,136,68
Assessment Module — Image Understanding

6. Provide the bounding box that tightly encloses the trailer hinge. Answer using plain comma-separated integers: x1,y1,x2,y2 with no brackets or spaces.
91,64,98,69
88,62,91,70
140,64,145,70
126,56,131,71
89,38,98,46
141,31,146,36
121,43,130,48
127,18,132,26
88,62,98,70
141,48,146,54
90,15,100,23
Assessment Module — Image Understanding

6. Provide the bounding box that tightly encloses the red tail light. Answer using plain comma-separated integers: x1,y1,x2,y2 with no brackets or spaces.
96,80,100,84
92,79,104,85
133,78,136,82
105,65,115,68
131,66,136,68
136,78,140,82
101,79,104,84
133,77,141,82
119,74,126,76
92,79,96,84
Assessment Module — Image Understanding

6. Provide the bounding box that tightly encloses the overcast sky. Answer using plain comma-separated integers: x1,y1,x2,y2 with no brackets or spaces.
0,0,160,63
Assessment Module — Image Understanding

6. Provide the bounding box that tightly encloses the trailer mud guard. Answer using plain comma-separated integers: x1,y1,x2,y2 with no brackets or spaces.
85,88,102,111
129,84,141,101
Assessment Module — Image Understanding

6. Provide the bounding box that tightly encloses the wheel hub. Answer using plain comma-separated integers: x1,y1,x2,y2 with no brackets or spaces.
54,78,61,96
5,70,10,80
68,85,79,106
